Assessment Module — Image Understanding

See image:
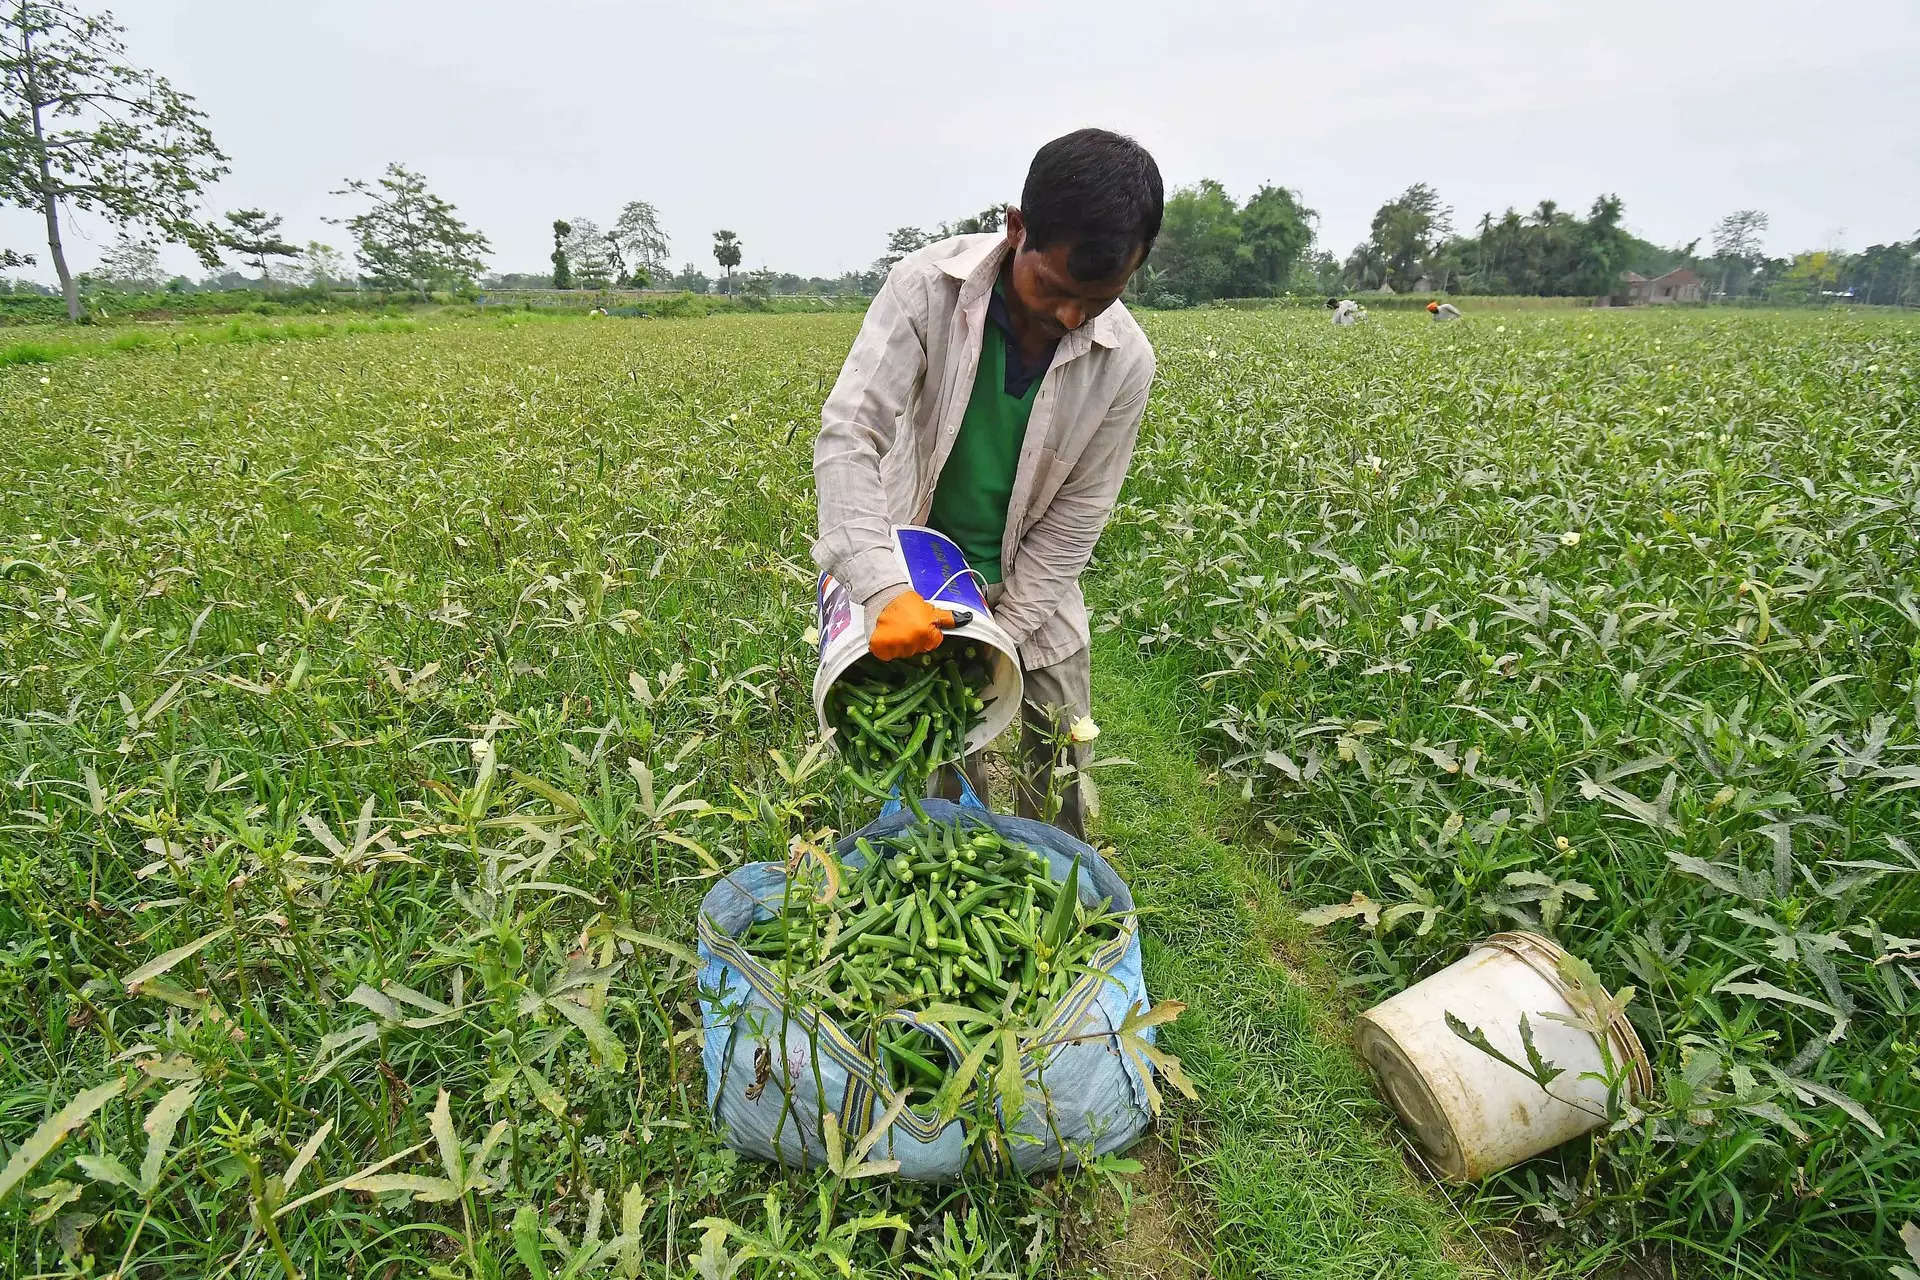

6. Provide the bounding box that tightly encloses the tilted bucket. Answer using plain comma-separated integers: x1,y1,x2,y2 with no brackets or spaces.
813,526,1022,758
1355,931,1653,1182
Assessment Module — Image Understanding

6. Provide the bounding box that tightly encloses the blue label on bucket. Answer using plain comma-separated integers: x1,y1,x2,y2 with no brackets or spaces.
816,573,853,658
895,526,988,613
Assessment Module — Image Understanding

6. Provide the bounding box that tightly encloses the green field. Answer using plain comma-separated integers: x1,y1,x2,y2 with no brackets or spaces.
2,305,1916,1279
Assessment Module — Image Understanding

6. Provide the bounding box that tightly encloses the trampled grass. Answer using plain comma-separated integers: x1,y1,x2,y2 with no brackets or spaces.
0,304,1914,1278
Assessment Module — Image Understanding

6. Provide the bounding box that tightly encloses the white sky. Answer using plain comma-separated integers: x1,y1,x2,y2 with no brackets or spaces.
6,0,1918,282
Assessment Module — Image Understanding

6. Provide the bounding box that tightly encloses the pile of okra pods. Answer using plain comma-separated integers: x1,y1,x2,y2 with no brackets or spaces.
737,817,1124,1108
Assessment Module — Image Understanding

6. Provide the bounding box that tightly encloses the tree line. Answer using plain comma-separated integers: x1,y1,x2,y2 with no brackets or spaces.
5,2,1915,317
1122,181,1918,308
787,184,1916,310
0,2,890,314
0,2,504,317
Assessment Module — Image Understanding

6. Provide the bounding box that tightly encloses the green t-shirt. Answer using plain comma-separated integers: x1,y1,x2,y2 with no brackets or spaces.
927,301,1043,584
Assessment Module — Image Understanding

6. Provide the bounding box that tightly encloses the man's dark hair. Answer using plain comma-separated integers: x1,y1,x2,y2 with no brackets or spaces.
1326,296,1340,308
1019,128,1163,282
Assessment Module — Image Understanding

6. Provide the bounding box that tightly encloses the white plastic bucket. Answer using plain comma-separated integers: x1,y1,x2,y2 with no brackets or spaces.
812,526,1022,759
1355,931,1653,1182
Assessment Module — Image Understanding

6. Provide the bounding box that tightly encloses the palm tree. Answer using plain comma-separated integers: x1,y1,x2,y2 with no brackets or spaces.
1343,242,1386,291
712,230,742,295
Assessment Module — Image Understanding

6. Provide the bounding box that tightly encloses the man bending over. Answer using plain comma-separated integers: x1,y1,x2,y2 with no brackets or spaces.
813,128,1162,839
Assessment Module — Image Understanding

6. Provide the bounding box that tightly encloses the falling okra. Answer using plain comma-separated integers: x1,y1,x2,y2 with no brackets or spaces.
825,646,992,798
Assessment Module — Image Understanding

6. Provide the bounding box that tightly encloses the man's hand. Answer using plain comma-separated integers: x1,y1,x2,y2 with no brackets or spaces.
869,590,957,661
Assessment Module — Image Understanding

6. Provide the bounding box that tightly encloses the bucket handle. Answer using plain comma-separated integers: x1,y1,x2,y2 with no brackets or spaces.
880,769,985,818
928,566,990,607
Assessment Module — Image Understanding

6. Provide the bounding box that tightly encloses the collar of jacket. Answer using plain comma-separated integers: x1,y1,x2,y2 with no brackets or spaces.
934,234,1123,351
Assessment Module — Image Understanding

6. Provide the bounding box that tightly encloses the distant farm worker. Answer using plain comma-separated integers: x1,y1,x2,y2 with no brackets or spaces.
1428,299,1462,321
1328,296,1366,325
813,127,1163,839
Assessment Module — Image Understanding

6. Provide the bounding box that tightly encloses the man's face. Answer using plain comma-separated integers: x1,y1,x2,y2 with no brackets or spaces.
1001,207,1142,341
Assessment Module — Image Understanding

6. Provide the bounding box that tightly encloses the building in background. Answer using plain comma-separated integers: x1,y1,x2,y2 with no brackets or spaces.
1626,267,1706,304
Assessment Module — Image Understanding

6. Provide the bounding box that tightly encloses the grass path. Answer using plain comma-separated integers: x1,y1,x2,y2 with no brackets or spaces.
1086,635,1493,1279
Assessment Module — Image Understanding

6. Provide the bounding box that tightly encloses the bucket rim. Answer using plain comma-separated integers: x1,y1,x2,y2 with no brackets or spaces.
811,609,1022,759
1476,931,1654,1100
812,527,1026,760
1352,1012,1472,1181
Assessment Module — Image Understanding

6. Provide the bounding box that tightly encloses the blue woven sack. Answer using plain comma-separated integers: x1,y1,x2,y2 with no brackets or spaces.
697,797,1156,1180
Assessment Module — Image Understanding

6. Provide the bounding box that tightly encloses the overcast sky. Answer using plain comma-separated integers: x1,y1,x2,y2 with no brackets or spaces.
6,0,1918,283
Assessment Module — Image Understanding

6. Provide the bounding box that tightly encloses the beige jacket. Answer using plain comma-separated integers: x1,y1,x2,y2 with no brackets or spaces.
812,233,1155,669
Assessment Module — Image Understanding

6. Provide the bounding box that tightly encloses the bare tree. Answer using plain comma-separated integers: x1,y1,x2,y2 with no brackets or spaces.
610,200,669,286
87,229,158,287
561,216,614,289
1711,210,1770,298
296,240,347,288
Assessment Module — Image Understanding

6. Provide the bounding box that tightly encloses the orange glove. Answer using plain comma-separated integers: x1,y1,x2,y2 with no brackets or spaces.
868,590,956,661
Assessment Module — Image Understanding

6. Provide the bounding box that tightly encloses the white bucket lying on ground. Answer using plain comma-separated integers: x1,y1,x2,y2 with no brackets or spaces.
1355,930,1653,1181
812,526,1022,758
